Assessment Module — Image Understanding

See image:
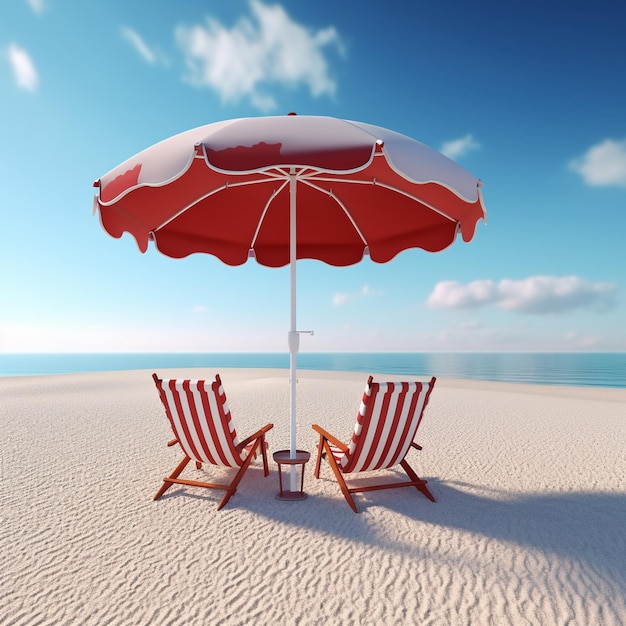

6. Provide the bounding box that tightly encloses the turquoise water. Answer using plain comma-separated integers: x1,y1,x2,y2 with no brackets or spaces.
0,352,624,388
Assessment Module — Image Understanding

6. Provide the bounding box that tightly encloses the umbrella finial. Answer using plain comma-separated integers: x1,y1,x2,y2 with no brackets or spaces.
287,111,297,116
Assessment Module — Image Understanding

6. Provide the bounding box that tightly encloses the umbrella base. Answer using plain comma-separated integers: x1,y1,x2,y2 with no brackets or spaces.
275,491,308,501
273,449,311,501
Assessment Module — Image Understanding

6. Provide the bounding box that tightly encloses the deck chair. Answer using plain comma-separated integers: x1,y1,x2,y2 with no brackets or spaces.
313,376,436,512
152,373,273,510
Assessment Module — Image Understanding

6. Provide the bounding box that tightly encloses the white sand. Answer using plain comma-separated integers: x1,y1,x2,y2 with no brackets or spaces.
1,368,625,625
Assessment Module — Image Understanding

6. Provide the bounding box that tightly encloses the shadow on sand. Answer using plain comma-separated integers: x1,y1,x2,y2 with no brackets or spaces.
225,468,626,585
153,460,626,589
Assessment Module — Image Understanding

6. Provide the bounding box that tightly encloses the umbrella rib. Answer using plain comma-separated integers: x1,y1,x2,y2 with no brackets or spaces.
304,175,460,223
151,177,280,233
250,179,289,248
299,179,368,246
152,185,224,232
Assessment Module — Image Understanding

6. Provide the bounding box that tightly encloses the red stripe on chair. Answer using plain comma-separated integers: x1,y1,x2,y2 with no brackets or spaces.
195,379,226,465
210,378,243,466
182,380,213,462
196,378,242,467
169,380,203,461
340,381,375,471
375,383,412,469
341,381,379,472
378,383,422,469
340,380,431,474
358,382,394,471
158,378,244,467
349,385,370,450
414,377,435,433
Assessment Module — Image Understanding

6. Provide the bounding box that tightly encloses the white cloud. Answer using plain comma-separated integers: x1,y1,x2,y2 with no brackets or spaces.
8,43,38,91
569,138,626,187
121,27,157,64
175,0,344,110
427,279,498,309
333,284,381,306
427,275,616,314
27,0,45,14
497,276,616,313
440,134,481,160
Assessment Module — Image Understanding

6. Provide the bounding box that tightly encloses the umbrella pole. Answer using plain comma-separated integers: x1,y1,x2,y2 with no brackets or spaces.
288,174,298,492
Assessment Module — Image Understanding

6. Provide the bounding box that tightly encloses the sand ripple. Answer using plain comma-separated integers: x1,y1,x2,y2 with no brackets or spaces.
1,369,625,625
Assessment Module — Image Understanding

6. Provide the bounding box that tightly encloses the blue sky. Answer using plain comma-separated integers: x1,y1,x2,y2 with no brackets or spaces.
2,0,625,353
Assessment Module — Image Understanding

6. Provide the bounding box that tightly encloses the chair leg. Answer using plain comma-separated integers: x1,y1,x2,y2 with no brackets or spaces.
400,459,435,502
216,439,260,511
260,437,270,477
314,433,324,478
155,435,270,510
155,456,191,500
217,488,236,511
322,440,358,513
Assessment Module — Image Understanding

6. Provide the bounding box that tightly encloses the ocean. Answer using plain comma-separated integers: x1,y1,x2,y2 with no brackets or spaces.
0,352,624,388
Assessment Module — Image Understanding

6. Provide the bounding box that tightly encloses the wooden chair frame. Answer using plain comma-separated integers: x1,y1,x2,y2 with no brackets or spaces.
153,373,273,510
313,376,436,513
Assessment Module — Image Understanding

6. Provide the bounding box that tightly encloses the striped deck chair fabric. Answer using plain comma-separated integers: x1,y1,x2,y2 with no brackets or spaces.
313,376,436,512
152,373,273,510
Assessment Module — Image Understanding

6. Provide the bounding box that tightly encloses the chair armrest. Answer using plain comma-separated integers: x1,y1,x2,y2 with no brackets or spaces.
410,442,423,451
237,423,274,450
167,438,179,447
312,424,349,454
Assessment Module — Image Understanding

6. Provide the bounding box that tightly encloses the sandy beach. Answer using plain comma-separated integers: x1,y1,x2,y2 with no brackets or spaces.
1,368,625,625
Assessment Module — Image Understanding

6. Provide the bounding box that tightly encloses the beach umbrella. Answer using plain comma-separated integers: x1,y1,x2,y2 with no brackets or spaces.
93,114,486,491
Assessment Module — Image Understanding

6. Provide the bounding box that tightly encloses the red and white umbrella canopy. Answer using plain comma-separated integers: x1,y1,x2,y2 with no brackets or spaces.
94,114,486,485
95,115,486,266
